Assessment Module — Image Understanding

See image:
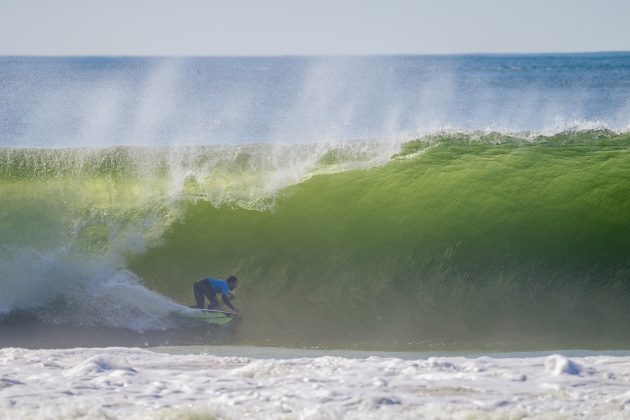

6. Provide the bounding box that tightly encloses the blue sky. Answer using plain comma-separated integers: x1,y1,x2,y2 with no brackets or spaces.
1,0,629,55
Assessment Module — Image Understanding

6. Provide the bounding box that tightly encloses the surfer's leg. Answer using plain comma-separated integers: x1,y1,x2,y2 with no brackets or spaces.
207,294,219,310
193,280,206,308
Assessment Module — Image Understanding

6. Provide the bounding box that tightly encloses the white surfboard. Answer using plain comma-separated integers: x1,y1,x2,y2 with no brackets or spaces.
175,308,239,325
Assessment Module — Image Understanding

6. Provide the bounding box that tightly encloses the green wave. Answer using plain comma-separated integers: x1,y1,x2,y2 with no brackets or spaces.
2,131,630,350
128,131,630,349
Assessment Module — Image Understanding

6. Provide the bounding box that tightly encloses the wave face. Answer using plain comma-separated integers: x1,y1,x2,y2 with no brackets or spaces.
2,131,629,349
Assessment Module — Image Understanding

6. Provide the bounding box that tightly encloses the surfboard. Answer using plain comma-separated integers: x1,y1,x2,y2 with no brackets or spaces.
175,308,238,325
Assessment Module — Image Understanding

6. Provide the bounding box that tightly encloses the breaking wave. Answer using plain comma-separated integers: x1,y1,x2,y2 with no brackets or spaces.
1,130,629,349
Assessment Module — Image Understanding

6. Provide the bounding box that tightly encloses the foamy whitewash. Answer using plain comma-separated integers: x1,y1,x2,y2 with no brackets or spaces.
1,347,630,419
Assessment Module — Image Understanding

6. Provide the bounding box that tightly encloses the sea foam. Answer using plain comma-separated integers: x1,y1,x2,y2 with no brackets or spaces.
1,347,629,419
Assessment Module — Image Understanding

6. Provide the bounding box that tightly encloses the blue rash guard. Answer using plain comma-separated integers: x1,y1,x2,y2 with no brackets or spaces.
207,278,229,296
206,278,235,310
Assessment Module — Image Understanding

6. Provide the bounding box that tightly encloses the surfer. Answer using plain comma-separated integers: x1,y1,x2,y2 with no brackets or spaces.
192,276,238,312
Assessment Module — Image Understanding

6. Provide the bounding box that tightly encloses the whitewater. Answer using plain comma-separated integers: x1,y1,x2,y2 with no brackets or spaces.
2,347,630,419
1,54,630,418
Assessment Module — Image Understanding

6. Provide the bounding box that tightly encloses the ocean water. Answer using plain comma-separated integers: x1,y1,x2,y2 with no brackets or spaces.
1,54,630,417
3,346,630,419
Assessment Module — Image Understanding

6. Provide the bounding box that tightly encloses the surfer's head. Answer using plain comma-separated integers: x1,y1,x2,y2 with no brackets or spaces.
227,275,238,290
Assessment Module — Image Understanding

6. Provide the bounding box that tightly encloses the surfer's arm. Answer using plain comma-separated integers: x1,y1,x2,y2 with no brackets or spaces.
221,293,236,310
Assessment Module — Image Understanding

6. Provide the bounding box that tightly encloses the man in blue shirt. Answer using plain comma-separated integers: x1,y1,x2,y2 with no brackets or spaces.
192,276,238,312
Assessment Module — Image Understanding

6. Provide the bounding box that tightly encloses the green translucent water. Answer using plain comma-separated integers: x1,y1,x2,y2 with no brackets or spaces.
131,132,630,349
2,131,630,350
